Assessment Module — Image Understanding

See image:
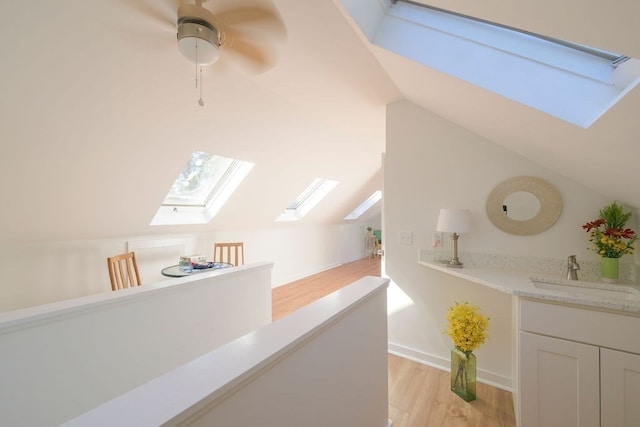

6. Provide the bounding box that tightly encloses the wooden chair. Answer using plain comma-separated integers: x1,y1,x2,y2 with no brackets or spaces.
366,235,382,259
374,236,383,257
213,242,245,266
107,251,142,291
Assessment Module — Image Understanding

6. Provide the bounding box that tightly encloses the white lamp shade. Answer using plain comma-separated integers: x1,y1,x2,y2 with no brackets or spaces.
436,209,471,233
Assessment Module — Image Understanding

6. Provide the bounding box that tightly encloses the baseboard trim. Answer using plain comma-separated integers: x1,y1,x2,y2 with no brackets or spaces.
388,342,513,392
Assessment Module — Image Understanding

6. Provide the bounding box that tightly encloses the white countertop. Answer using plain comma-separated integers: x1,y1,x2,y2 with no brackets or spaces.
420,260,640,314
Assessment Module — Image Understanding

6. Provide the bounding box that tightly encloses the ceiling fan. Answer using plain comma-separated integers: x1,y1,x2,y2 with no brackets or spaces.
123,0,286,104
174,0,286,71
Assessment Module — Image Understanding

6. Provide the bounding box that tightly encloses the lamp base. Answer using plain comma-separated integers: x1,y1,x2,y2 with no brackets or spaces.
446,233,464,268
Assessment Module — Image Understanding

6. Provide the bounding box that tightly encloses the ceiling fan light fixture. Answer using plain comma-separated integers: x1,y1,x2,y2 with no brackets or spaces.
177,19,220,65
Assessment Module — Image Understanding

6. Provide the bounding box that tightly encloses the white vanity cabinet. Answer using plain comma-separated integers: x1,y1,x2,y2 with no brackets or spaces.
519,299,640,427
519,331,599,426
601,348,640,426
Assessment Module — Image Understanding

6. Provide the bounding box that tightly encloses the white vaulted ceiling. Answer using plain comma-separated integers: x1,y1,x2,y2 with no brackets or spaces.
0,0,638,242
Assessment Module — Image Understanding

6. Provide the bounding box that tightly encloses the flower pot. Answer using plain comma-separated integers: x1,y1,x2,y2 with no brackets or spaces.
601,257,619,284
451,347,476,402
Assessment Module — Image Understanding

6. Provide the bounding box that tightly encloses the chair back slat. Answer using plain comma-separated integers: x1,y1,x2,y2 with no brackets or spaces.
107,252,142,291
213,242,244,267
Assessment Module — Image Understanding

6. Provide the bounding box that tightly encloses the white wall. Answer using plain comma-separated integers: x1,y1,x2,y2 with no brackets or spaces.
384,100,614,389
0,222,374,313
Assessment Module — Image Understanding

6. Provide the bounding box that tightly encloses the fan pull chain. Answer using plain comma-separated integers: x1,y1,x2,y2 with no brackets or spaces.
198,66,204,107
195,36,198,88
194,33,204,106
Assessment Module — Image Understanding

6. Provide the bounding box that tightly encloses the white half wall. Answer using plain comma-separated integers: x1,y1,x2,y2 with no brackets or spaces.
0,262,273,426
384,100,614,389
63,276,390,427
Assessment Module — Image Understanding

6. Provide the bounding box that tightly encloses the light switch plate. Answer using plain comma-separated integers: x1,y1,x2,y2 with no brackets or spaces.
399,231,413,245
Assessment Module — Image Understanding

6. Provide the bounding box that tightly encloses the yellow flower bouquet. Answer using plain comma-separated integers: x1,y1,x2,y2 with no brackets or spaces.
445,301,489,402
446,302,489,353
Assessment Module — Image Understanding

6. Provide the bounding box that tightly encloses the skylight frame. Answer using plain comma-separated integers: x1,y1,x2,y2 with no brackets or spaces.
276,177,339,222
150,151,254,226
345,190,382,220
384,0,628,85
341,0,640,127
392,0,629,66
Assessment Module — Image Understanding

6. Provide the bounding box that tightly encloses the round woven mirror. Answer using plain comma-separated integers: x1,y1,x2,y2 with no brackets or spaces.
486,176,562,235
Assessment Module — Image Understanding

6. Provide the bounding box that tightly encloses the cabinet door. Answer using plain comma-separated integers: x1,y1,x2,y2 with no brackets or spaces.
519,331,599,427
601,348,640,427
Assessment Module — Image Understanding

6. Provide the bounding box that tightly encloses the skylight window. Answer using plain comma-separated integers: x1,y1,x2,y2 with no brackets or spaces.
276,178,339,222
150,151,254,225
345,190,382,220
341,0,640,127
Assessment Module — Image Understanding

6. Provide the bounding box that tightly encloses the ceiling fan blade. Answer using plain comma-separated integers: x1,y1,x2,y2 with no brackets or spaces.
214,2,287,41
223,36,278,74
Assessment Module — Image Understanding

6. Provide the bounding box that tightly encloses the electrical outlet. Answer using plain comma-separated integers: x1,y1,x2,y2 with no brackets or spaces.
432,231,443,248
398,231,413,245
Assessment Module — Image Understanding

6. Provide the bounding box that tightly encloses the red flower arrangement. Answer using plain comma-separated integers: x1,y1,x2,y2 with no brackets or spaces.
582,202,637,258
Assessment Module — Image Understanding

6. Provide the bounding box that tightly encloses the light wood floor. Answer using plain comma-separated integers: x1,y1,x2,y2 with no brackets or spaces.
272,257,516,427
272,257,382,321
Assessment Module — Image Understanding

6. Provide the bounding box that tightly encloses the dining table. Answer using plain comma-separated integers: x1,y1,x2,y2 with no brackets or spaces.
161,262,234,278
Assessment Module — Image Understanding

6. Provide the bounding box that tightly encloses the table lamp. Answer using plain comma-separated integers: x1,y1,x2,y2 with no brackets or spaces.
436,208,471,268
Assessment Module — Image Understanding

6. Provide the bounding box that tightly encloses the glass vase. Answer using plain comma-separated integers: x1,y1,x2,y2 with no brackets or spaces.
451,347,476,402
601,257,619,284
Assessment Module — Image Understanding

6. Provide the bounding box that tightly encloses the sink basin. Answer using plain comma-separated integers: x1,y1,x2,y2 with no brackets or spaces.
530,276,640,299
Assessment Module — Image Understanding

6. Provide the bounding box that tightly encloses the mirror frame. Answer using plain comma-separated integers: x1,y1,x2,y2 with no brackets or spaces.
486,176,562,235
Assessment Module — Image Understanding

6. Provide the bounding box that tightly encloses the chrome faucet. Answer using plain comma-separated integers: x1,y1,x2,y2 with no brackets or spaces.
567,255,580,280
